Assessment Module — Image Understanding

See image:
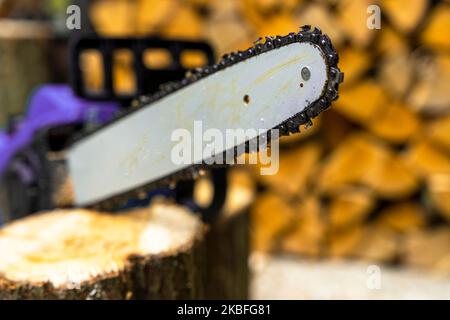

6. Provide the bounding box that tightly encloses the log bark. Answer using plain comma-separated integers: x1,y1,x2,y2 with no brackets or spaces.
0,203,206,299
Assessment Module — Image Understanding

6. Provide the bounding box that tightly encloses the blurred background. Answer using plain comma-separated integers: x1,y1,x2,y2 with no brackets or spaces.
1,0,450,299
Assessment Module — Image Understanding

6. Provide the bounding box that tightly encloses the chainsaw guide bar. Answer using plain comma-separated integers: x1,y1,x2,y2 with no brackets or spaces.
68,25,343,210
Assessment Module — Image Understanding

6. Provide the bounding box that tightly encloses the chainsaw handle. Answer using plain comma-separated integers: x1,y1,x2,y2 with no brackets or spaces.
69,34,215,103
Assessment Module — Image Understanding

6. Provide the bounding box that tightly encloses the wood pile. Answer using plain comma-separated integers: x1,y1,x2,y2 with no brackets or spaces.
86,0,450,276
245,0,450,276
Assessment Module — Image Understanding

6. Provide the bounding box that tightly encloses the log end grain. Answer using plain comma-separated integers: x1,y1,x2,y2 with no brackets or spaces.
0,203,205,299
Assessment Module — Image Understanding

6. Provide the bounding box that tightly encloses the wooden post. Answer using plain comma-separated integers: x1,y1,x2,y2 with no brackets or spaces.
201,168,254,299
0,20,51,127
205,210,249,299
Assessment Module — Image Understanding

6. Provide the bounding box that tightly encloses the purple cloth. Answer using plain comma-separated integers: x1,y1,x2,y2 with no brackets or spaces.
0,85,120,176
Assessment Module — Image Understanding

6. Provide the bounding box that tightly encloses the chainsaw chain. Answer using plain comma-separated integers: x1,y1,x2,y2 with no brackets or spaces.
84,25,343,211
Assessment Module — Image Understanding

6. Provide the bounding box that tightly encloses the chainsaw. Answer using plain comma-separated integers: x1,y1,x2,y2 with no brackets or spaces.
0,26,343,224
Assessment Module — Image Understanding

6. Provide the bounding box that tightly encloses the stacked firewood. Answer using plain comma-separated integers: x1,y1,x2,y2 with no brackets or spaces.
247,0,450,276
88,0,450,275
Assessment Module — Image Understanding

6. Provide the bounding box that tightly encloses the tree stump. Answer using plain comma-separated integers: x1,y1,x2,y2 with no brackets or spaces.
0,203,206,299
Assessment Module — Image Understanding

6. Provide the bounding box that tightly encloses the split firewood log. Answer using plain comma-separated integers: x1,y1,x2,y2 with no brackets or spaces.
427,114,450,153
374,202,427,233
367,101,420,144
403,139,450,178
378,49,415,99
335,80,387,125
256,14,298,39
317,132,386,193
251,192,296,252
136,0,180,35
328,187,375,231
281,196,326,257
326,225,364,258
202,2,254,54
205,0,242,20
241,0,298,31
376,25,408,55
0,204,206,299
320,110,354,149
337,0,377,48
162,6,203,40
361,151,419,199
257,142,323,199
352,226,399,263
402,228,450,276
90,0,138,36
404,139,450,221
327,225,398,263
382,0,428,34
338,46,371,86
204,14,253,57
318,132,419,198
420,3,450,50
408,53,450,115
427,173,450,222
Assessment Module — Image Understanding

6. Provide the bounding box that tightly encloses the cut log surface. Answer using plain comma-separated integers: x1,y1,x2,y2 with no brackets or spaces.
0,204,205,299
